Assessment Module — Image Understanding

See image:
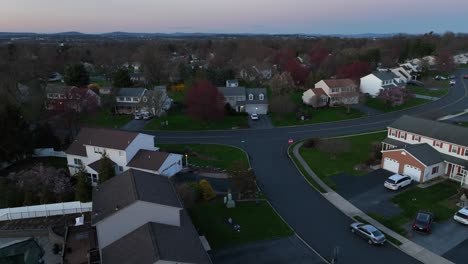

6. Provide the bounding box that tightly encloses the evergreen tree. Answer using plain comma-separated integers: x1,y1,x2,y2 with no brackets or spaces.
112,68,133,88
98,151,115,184
64,64,90,86
75,166,91,202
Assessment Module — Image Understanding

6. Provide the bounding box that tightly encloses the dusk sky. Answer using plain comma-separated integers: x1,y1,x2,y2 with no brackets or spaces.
2,0,468,34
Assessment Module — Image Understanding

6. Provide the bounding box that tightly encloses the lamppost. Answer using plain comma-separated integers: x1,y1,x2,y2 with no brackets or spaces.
185,154,188,168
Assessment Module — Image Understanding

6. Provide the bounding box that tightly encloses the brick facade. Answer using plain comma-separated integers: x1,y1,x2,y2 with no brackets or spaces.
381,149,426,182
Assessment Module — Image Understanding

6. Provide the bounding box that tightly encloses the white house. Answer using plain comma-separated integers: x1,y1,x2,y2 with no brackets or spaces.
391,67,413,82
360,71,404,97
454,53,468,65
65,128,183,185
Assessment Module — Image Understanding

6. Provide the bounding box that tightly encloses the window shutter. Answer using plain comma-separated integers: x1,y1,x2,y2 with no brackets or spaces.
440,143,443,148
433,141,436,146
412,135,415,140
449,145,452,152
419,137,421,142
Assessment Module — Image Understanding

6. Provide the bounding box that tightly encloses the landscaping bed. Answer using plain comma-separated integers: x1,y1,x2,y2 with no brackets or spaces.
189,201,293,249
298,132,387,188
364,97,430,112
158,144,249,170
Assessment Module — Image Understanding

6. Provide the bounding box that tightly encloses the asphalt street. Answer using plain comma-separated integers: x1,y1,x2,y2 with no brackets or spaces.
144,70,468,263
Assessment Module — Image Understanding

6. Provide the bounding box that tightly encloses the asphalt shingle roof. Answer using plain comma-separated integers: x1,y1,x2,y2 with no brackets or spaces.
389,115,468,147
101,211,211,264
246,88,268,104
127,150,170,172
322,79,356,88
92,169,181,224
217,86,246,97
373,71,399,81
65,128,139,156
116,88,147,97
388,143,443,166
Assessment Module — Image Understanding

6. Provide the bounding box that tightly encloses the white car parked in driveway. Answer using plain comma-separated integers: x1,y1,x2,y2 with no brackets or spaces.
384,174,412,190
250,113,259,120
454,207,468,225
450,80,456,86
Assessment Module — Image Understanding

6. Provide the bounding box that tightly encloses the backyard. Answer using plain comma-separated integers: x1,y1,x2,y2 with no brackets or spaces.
298,132,387,187
158,143,249,170
189,201,293,249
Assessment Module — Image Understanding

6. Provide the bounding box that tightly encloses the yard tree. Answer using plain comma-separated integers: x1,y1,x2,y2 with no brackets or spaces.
98,151,115,184
436,51,456,73
186,80,225,121
283,58,310,86
112,68,133,88
269,72,295,96
198,179,216,201
175,183,199,208
377,87,414,108
230,161,257,200
64,63,90,87
0,102,33,162
308,45,330,68
336,62,371,80
137,44,169,85
269,94,296,114
139,88,168,117
75,166,92,202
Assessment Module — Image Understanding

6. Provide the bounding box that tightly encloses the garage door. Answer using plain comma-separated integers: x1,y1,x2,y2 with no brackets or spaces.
403,165,421,182
383,158,399,173
245,104,268,115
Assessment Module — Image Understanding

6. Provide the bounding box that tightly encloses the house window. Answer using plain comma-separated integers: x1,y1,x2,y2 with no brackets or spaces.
248,94,253,100
400,132,406,139
118,166,123,172
259,93,264,100
434,141,442,148
390,130,396,136
465,149,468,156
118,97,124,101
132,97,138,102
432,166,439,175
142,97,147,103
125,97,131,101
414,135,421,142
73,158,82,165
92,174,98,183
452,146,458,154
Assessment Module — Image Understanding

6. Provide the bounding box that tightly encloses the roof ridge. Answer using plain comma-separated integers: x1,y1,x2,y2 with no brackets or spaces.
128,169,140,201
147,223,161,262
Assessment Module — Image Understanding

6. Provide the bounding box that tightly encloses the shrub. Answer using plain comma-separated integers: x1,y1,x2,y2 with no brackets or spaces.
176,182,200,208
198,179,216,201
303,138,320,148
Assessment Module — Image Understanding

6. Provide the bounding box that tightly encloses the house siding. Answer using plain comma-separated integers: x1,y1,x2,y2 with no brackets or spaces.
360,75,382,97
423,162,445,182
381,150,426,181
125,134,159,163
95,200,181,249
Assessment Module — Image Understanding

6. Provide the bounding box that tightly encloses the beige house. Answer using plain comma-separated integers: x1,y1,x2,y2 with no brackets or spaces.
314,79,359,106
302,88,329,108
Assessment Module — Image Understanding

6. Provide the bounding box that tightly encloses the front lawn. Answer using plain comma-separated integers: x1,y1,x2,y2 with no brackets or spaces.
81,109,133,128
407,86,449,97
367,181,460,237
365,97,430,112
157,144,249,170
270,107,365,127
189,201,293,249
299,132,387,185
145,112,248,131
167,90,186,103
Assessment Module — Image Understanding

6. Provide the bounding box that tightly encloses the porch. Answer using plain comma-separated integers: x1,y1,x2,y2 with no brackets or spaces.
446,162,468,187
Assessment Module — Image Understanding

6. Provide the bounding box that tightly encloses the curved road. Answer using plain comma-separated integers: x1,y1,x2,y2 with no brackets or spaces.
152,70,468,263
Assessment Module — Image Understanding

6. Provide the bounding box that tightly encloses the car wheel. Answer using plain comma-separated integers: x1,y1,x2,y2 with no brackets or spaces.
368,239,373,245
351,228,355,233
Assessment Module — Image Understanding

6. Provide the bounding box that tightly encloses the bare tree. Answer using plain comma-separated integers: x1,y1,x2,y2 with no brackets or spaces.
139,87,169,117
269,72,296,96
269,94,296,114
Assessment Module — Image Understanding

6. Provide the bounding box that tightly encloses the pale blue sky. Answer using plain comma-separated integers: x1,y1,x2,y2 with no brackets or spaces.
1,0,467,34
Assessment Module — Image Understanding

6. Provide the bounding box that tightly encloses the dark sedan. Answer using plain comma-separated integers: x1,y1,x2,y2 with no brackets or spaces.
412,211,433,233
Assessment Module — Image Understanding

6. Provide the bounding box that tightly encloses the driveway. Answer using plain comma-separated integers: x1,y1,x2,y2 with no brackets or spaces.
210,236,325,264
443,236,468,264
331,169,405,218
120,119,149,131
248,114,273,129
405,219,468,255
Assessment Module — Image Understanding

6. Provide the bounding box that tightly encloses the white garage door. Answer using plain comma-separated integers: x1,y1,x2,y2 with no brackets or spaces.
403,165,422,182
383,158,399,173
245,104,268,115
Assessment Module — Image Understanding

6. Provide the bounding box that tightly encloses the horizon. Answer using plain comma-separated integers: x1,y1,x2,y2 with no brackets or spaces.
2,0,468,34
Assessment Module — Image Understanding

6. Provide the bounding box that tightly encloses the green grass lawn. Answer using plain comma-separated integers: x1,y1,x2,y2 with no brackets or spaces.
157,144,249,170
367,180,460,237
189,201,293,249
298,132,387,187
288,142,327,193
145,112,248,131
167,90,187,103
81,109,133,128
407,86,449,97
365,97,430,112
90,76,112,87
270,107,365,127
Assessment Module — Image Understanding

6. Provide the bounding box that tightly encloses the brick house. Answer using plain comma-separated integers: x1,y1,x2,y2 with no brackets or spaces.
381,115,468,183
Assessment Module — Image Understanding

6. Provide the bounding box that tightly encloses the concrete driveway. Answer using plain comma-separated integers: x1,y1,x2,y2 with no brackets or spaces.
248,114,273,129
120,119,149,131
210,236,325,264
443,236,468,264
405,219,468,255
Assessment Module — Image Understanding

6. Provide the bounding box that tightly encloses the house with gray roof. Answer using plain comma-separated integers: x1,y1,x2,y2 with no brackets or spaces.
93,169,211,264
217,80,268,115
360,71,405,97
381,115,468,184
115,88,147,114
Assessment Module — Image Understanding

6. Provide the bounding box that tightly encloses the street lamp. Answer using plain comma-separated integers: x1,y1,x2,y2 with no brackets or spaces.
185,154,188,168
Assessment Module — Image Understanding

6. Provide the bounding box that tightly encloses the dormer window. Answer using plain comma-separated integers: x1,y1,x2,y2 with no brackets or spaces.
249,94,253,100
259,93,264,100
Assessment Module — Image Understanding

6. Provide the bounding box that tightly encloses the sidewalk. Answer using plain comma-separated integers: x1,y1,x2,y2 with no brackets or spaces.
291,142,454,264
414,94,440,101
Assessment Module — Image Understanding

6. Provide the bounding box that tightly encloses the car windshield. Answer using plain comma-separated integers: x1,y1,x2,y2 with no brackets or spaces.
371,230,383,237
417,213,430,222
386,179,397,184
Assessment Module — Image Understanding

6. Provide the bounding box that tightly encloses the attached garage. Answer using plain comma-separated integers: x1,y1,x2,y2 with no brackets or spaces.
245,104,268,115
403,165,422,181
383,158,399,173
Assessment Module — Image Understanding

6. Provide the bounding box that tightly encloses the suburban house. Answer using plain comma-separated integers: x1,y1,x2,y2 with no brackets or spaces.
226,79,239,87
360,71,405,97
218,80,268,115
302,88,329,108
454,53,468,65
381,115,468,184
92,169,211,264
65,128,183,185
45,84,100,112
390,67,413,83
115,88,147,114
399,62,421,79
316,79,359,106
140,85,173,117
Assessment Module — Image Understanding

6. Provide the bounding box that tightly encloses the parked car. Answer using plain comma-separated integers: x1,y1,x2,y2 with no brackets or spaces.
453,207,468,225
134,113,142,120
384,174,412,191
449,75,456,79
450,80,456,86
142,113,153,120
464,75,468,79
434,75,447,80
412,211,433,233
350,222,386,245
250,113,259,120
